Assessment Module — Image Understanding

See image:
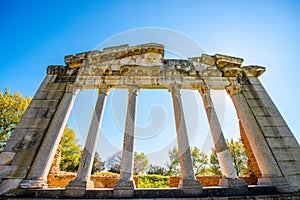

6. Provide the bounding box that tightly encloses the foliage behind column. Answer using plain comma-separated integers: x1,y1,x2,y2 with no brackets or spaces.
0,88,30,150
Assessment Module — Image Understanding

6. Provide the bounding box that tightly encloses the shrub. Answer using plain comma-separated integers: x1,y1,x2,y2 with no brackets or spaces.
138,175,169,188
93,171,120,177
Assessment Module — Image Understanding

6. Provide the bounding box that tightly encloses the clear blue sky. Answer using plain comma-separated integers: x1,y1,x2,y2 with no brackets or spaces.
1,0,300,165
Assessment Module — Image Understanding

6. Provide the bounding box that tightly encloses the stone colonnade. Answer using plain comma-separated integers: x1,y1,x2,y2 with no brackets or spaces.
19,83,250,194
2,78,298,195
25,83,251,191
1,43,299,197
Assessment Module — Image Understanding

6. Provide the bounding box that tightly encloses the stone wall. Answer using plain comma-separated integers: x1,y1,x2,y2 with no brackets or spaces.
47,172,138,188
240,77,300,192
48,174,257,188
0,75,67,194
169,176,257,187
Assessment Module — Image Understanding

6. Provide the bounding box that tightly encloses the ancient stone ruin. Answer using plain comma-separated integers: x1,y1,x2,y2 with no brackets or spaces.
0,43,300,198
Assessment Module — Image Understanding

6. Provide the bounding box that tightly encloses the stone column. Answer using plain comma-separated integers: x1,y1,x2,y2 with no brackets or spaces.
113,85,138,197
20,83,79,188
226,84,289,190
198,86,247,188
67,85,110,189
169,85,202,194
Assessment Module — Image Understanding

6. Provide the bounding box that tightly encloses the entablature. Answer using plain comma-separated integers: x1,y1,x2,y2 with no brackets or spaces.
47,43,265,89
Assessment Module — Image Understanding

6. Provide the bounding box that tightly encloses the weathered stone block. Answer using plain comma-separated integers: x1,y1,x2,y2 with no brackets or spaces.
264,105,281,117
4,140,21,152
247,77,262,85
36,108,56,118
272,148,293,161
42,74,57,83
247,84,266,92
277,161,300,175
249,101,277,116
178,178,203,196
251,106,270,117
21,107,56,119
0,152,15,165
5,128,40,143
64,188,86,198
256,91,272,100
242,91,276,109
66,179,95,189
4,129,45,152
261,126,293,137
202,77,230,88
242,91,260,99
40,82,66,91
16,118,51,129
0,165,29,178
272,147,300,162
0,178,22,195
22,108,40,119
260,100,278,113
266,136,299,148
260,126,279,137
256,116,286,127
33,91,49,100
11,149,40,166
46,90,64,100
113,180,135,198
284,147,300,161
284,174,300,192
30,99,60,108
242,85,265,92
218,178,248,189
276,126,294,136
246,98,263,107
258,176,292,193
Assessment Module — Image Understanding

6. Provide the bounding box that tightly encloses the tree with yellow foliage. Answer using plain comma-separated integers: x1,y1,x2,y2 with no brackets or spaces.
0,88,30,150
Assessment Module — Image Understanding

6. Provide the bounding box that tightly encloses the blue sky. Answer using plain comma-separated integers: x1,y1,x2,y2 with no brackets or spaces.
1,0,300,165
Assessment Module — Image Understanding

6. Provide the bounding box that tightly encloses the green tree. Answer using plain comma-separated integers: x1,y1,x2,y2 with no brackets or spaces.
165,147,180,176
165,146,210,176
209,148,222,176
0,88,31,150
147,164,167,175
228,139,248,176
92,152,105,174
59,126,82,172
134,152,149,175
190,147,209,176
105,151,122,173
209,139,248,176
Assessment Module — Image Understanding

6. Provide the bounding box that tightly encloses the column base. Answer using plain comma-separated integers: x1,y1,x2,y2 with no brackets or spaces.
219,178,248,193
113,179,135,198
19,179,47,189
258,176,292,193
66,179,95,190
178,178,203,195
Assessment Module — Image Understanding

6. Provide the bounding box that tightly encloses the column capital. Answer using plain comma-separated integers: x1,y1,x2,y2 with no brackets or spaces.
98,84,111,96
197,85,209,97
66,83,80,95
226,84,242,96
169,85,181,97
127,85,139,96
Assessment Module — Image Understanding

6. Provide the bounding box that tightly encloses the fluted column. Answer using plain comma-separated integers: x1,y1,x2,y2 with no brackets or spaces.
226,84,288,187
170,85,202,194
67,85,110,189
198,86,247,188
114,85,138,196
20,83,79,188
